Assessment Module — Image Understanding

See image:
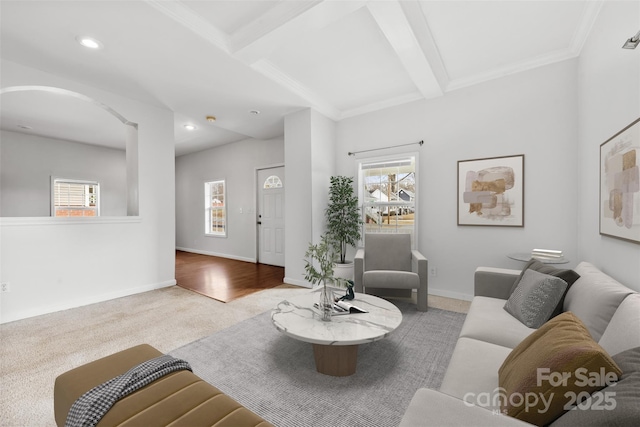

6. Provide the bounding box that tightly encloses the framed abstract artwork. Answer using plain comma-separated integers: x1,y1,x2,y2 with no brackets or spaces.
458,154,524,227
599,117,640,244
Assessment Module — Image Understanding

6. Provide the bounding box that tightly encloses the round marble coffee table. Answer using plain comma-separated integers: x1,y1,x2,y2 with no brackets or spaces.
271,291,402,376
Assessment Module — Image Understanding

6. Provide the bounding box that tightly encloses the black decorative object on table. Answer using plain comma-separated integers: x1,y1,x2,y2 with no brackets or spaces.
338,280,355,301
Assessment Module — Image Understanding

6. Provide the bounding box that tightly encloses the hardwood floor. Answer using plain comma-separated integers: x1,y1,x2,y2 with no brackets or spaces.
175,250,288,303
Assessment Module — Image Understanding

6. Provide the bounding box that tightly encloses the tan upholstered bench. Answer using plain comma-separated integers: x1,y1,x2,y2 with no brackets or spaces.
54,344,273,427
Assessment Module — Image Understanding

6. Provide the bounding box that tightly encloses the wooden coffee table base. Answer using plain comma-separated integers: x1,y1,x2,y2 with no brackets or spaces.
312,344,359,376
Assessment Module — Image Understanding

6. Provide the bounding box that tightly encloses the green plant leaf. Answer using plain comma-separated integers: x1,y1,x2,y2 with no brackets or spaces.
325,176,362,264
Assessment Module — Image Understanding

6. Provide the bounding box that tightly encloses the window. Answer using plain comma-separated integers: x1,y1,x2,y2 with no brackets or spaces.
263,175,283,189
52,178,100,217
359,155,417,243
205,180,226,236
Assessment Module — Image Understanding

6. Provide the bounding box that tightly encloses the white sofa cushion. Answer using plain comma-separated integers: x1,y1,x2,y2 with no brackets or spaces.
598,293,640,356
565,262,634,341
459,296,536,349
399,388,531,427
439,337,512,409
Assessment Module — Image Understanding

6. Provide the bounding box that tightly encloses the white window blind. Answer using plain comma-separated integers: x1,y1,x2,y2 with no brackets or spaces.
52,178,100,217
205,180,226,236
359,155,417,245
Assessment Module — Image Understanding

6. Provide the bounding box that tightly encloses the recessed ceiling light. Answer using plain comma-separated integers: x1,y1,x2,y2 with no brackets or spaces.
206,116,217,123
249,110,260,115
76,36,103,50
184,124,197,131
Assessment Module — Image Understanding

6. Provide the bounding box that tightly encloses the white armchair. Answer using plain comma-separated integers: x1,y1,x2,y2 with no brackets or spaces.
354,233,428,311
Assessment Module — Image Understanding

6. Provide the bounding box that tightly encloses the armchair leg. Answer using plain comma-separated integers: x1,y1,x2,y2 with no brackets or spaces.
414,253,428,311
417,286,428,312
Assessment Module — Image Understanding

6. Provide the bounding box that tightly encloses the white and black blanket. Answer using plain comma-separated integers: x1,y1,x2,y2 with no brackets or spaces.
65,354,192,427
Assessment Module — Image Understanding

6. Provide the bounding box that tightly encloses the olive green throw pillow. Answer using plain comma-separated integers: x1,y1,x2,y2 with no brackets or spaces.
498,312,622,426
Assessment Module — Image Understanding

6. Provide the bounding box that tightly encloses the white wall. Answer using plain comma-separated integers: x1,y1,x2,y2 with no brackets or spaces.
284,109,313,286
0,60,176,323
0,131,127,217
336,60,580,300
175,136,284,262
310,110,337,243
577,0,640,290
284,108,336,287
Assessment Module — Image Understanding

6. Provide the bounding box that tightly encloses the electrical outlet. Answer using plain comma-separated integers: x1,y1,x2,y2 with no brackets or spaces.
430,267,437,277
1,282,10,293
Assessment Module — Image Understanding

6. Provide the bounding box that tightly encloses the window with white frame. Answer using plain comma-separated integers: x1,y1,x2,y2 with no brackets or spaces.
358,155,417,243
263,175,283,189
205,180,226,236
52,178,100,217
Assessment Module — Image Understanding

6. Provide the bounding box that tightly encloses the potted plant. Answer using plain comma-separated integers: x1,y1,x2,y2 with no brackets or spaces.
325,175,362,280
304,234,337,321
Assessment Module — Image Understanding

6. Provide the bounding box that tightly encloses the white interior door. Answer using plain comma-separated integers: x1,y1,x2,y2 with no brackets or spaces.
257,167,285,267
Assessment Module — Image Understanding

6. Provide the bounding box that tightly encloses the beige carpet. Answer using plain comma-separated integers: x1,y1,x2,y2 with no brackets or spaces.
0,285,468,426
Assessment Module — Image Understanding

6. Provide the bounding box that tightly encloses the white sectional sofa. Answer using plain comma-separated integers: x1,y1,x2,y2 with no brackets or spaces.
399,261,640,426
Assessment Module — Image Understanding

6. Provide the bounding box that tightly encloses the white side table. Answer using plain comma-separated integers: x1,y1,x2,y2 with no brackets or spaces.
507,252,569,264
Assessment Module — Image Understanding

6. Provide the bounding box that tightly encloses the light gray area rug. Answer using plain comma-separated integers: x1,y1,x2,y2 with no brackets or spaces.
169,301,466,427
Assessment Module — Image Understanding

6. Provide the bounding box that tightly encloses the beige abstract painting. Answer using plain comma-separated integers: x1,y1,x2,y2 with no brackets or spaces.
600,118,640,244
458,154,524,227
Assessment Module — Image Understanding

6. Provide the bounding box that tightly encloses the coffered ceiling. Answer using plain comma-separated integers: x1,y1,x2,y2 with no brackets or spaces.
0,1,603,156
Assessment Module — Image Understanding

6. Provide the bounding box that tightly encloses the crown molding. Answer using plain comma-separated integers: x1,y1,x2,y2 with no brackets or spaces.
568,0,605,55
446,0,604,93
446,47,578,92
142,0,606,124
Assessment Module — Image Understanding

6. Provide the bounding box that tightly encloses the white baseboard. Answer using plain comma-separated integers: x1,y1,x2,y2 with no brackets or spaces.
0,279,176,324
428,287,474,302
284,277,312,288
176,247,256,263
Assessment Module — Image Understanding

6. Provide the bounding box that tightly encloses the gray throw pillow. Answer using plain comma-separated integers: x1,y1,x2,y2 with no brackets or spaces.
551,346,640,426
510,259,580,318
504,269,568,328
